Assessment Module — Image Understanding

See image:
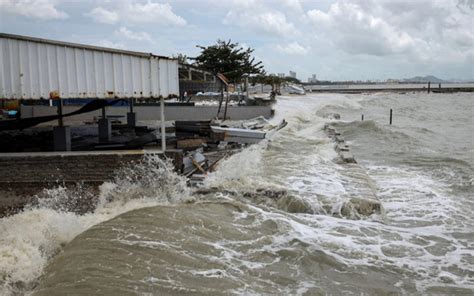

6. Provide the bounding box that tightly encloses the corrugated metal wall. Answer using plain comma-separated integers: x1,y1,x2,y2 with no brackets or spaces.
0,34,179,99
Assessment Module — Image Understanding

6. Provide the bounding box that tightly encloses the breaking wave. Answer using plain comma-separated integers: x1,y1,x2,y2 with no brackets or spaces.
0,155,189,295
2,92,473,295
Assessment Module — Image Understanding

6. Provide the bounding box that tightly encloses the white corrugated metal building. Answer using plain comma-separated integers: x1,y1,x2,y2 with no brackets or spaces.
0,33,179,100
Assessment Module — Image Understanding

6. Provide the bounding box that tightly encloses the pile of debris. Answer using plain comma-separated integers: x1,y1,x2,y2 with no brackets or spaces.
176,116,287,185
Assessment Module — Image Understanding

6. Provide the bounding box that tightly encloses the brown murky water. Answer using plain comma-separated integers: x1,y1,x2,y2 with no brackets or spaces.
1,93,472,295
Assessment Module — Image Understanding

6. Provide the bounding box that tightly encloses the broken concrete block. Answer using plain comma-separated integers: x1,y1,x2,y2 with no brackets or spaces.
340,151,357,163
349,197,382,216
276,195,315,214
334,135,345,143
336,144,350,152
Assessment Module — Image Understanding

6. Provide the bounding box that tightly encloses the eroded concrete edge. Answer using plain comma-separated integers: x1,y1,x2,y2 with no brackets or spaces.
324,123,383,217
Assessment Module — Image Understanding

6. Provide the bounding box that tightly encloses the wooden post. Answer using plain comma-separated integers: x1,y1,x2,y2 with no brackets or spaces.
428,82,431,93
217,86,224,118
389,109,392,125
439,83,441,89
223,89,230,121
361,114,364,121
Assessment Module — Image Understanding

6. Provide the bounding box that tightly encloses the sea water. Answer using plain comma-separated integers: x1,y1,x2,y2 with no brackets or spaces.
1,92,472,295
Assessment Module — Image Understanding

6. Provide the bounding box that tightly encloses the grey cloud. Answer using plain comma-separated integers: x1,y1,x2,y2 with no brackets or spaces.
222,0,299,36
305,0,473,62
85,1,186,27
0,0,68,20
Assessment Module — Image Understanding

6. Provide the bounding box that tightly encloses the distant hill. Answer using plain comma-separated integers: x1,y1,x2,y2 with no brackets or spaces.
403,75,447,83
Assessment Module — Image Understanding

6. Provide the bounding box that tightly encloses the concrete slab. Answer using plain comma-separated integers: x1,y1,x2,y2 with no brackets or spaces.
127,112,136,127
53,126,71,151
98,118,111,142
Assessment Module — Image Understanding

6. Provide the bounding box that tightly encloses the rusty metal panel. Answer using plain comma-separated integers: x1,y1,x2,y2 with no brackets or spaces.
0,33,179,99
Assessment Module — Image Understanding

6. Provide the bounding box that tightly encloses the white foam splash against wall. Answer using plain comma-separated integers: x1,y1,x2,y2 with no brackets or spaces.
204,95,376,219
0,155,189,295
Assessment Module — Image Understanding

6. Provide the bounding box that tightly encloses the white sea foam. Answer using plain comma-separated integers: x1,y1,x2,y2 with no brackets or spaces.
0,155,189,295
202,93,474,292
2,93,473,294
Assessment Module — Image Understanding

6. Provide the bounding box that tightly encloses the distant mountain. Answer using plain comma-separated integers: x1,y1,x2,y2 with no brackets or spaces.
402,75,447,83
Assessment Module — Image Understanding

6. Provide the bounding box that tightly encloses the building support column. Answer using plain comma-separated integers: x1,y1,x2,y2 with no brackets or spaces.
53,98,71,151
98,106,111,143
160,97,166,152
127,98,136,127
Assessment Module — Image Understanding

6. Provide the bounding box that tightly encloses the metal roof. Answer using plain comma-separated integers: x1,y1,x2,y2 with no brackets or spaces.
0,32,174,60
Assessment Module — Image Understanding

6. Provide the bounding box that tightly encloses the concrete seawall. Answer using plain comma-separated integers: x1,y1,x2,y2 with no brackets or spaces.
0,149,182,217
20,105,274,124
324,123,383,217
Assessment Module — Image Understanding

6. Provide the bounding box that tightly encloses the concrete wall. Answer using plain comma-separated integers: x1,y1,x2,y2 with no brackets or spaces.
21,105,273,125
0,149,182,216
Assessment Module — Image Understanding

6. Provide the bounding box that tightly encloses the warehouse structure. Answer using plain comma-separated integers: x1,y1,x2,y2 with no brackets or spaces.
0,33,179,151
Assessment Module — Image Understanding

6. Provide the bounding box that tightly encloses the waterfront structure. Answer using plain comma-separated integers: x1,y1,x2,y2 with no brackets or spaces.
178,63,221,98
0,33,179,151
0,33,179,100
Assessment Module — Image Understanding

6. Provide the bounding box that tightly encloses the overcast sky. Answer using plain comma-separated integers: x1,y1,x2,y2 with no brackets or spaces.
1,0,473,81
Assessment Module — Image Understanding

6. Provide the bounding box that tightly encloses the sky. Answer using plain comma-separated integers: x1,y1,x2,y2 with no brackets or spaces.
1,0,473,81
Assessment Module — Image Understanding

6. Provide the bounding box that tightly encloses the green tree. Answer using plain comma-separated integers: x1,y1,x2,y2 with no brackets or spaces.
173,53,188,64
192,39,264,83
250,74,285,94
284,76,301,84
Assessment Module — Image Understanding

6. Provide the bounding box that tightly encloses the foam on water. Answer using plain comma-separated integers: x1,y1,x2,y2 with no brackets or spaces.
200,93,474,292
309,92,474,291
0,155,189,295
3,92,473,294
204,95,366,219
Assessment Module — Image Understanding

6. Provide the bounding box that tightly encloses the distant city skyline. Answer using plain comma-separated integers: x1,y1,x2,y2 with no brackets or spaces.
1,0,472,81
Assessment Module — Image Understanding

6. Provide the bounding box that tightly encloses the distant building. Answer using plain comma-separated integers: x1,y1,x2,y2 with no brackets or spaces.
289,71,296,78
277,73,285,78
386,79,400,84
308,74,318,83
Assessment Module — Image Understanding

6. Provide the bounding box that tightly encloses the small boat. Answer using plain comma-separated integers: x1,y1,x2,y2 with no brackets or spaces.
288,85,306,95
211,118,287,144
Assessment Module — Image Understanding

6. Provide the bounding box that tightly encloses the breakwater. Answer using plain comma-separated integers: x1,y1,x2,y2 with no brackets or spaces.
324,123,382,217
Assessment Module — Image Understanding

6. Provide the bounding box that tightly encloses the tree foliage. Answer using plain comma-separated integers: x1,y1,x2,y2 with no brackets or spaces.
173,53,188,64
192,39,264,83
284,76,301,84
251,74,282,86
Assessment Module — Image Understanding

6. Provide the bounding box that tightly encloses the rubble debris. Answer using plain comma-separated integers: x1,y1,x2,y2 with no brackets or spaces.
177,138,205,150
175,120,211,138
173,117,287,185
182,151,206,177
